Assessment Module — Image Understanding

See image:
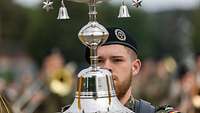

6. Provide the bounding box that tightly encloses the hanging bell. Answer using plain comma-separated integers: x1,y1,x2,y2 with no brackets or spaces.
118,2,130,18
63,67,134,113
57,0,70,20
57,6,70,19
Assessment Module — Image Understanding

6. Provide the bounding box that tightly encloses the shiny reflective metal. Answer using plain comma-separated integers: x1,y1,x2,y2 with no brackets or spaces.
63,0,134,113
118,0,130,18
192,88,200,109
42,0,140,113
78,0,108,49
78,0,109,70
63,67,134,113
0,95,13,113
132,0,142,8
78,21,109,49
68,0,108,3
49,68,73,96
57,0,70,19
42,0,142,18
42,0,53,12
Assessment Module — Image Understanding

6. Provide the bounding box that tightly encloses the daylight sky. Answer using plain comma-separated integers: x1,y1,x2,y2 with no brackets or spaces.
14,0,200,12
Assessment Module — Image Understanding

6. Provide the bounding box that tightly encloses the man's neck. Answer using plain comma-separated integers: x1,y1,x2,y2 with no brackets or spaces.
119,87,132,105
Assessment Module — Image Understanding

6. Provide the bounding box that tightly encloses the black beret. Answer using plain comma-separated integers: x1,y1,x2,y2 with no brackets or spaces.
85,27,138,63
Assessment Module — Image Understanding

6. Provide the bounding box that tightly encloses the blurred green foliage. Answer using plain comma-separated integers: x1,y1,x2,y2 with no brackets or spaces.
0,0,200,65
191,8,200,52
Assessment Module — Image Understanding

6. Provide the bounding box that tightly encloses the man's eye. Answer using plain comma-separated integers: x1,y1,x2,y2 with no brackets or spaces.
97,59,103,64
113,59,123,62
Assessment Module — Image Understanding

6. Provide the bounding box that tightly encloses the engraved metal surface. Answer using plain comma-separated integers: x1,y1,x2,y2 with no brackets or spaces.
63,67,134,113
78,22,109,49
68,0,108,4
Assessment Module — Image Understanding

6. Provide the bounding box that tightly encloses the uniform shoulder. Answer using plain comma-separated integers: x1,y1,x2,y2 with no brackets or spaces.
155,105,181,113
134,99,181,113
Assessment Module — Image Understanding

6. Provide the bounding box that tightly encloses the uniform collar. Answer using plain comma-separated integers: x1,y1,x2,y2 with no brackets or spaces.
124,95,135,110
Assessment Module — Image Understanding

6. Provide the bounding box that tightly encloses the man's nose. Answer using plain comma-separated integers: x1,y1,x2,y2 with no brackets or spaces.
102,60,112,73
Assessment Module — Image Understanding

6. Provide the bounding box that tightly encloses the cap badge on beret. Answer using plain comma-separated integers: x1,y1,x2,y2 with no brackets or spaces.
114,29,126,41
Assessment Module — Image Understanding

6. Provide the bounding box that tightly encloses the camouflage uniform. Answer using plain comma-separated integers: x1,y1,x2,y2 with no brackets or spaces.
125,96,181,113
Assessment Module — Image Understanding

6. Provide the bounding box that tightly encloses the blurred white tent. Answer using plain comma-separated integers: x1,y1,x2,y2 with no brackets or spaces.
14,0,41,8
14,0,200,12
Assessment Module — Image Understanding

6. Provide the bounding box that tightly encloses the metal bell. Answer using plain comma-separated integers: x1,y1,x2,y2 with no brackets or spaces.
57,0,70,20
63,67,134,113
118,1,130,18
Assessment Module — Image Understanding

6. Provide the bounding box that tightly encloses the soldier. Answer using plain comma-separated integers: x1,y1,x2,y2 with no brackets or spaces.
85,27,180,113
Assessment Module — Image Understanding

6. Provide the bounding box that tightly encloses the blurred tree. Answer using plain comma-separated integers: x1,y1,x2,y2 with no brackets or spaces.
0,0,28,52
153,11,194,63
23,2,153,65
24,1,88,65
191,8,200,54
1,0,200,67
94,5,157,60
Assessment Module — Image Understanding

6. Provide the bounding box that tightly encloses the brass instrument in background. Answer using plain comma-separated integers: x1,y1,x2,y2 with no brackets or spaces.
12,62,76,113
49,68,73,97
0,95,13,113
192,88,200,110
192,73,200,112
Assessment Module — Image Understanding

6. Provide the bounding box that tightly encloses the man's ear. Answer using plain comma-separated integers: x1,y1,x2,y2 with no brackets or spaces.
132,59,141,76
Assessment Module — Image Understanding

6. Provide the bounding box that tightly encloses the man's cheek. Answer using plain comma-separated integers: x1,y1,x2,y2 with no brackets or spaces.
113,80,117,87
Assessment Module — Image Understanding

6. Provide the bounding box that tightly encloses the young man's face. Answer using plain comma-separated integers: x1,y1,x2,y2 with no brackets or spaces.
97,44,141,99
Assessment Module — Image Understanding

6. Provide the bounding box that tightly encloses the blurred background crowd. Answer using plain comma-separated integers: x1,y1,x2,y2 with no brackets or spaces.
1,0,200,113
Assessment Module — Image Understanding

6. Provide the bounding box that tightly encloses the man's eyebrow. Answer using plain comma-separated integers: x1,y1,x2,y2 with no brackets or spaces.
97,56,124,59
97,56,103,59
111,56,124,59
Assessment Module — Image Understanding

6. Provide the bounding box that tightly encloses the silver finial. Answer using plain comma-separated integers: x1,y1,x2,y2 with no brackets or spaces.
132,0,142,8
42,0,53,12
